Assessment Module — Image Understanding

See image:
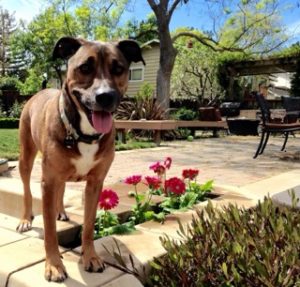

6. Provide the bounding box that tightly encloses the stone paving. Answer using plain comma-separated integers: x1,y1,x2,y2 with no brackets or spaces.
1,134,300,286
6,135,300,202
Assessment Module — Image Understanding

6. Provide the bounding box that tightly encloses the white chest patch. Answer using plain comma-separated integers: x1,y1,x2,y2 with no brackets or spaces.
71,142,99,176
79,110,98,134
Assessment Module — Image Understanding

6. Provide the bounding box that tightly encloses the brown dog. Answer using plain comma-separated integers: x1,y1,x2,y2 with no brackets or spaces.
16,37,144,282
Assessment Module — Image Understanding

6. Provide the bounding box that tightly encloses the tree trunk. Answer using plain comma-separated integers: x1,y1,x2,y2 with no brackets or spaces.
156,22,177,112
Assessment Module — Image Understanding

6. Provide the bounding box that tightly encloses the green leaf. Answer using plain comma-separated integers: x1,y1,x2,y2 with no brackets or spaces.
222,262,228,279
200,180,214,192
144,210,155,221
180,192,198,208
150,261,162,270
136,194,146,203
153,212,166,222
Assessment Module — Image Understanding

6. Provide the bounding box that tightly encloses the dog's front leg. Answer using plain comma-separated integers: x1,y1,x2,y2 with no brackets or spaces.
42,177,68,282
81,179,105,273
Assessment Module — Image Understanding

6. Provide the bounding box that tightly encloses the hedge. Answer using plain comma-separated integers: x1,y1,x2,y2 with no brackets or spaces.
0,118,19,128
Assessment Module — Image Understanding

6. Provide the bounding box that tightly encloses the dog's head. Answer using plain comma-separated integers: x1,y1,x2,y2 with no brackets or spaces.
53,37,145,134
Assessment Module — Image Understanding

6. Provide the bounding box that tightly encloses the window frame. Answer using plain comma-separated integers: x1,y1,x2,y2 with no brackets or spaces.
129,66,144,82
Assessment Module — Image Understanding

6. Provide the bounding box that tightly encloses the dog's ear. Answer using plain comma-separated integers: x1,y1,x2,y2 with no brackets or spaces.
117,40,145,65
52,37,82,61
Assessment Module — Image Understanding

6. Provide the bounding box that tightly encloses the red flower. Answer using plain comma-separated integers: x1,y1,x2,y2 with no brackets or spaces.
99,189,119,210
165,177,186,195
145,176,161,190
149,162,165,175
124,175,142,185
182,169,199,180
164,157,172,169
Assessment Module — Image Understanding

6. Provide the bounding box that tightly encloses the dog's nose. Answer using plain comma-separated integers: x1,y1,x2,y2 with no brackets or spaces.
95,91,119,110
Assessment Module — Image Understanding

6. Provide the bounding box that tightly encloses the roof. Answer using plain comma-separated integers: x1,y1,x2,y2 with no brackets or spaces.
141,39,160,49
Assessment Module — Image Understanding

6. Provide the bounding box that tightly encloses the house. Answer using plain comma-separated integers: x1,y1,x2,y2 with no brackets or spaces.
126,39,160,97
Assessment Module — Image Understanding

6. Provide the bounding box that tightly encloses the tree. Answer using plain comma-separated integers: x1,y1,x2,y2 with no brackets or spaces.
12,6,79,86
147,0,288,111
0,7,22,76
12,0,130,87
121,13,158,44
172,28,225,105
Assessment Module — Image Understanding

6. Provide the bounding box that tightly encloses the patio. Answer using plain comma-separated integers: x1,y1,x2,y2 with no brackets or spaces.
1,135,300,286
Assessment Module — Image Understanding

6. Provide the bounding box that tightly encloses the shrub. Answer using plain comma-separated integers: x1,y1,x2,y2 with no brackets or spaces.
0,76,21,91
172,107,197,121
0,118,19,128
9,101,25,118
117,83,164,121
150,195,300,287
17,68,43,95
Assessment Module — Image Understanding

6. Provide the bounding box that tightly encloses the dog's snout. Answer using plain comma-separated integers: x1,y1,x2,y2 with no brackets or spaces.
95,91,118,110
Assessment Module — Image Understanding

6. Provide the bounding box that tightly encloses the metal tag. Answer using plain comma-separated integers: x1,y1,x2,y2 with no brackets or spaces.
64,135,76,149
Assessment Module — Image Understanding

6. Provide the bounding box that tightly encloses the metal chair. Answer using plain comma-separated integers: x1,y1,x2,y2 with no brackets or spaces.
253,93,300,158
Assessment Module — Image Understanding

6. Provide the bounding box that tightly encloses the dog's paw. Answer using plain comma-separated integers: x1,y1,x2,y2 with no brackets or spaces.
57,212,69,221
45,258,68,282
16,216,34,233
82,252,105,273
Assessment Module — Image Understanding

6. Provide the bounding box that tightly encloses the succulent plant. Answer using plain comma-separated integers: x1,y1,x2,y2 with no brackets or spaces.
150,194,300,287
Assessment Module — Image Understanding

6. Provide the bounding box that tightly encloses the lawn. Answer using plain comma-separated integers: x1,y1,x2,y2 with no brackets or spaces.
0,129,20,160
0,129,157,160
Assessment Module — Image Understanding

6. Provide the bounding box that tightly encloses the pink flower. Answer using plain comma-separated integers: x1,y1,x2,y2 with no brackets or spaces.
182,169,199,180
99,189,119,210
164,157,172,169
165,177,186,195
145,176,161,190
124,175,142,185
149,162,165,175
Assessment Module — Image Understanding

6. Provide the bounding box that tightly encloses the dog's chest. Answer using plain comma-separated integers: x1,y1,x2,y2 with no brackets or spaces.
71,142,100,177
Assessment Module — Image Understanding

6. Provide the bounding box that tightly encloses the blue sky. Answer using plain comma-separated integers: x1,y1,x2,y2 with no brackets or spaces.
2,0,300,43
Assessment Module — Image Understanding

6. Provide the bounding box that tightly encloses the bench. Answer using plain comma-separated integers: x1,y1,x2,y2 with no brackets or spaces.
115,120,228,145
115,120,178,145
176,120,228,137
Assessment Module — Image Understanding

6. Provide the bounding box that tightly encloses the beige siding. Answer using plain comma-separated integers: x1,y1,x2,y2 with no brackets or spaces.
126,45,159,97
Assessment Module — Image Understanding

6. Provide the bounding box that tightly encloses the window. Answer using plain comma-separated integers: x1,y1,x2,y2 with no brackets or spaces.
129,67,144,81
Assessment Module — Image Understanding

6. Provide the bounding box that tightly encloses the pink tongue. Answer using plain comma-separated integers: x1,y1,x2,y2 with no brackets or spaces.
91,111,113,134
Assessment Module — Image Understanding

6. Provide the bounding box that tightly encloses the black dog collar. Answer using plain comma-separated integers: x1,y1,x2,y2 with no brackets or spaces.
59,94,104,148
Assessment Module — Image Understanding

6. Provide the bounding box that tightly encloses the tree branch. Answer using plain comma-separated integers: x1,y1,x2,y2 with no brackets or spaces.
168,0,184,19
172,31,246,53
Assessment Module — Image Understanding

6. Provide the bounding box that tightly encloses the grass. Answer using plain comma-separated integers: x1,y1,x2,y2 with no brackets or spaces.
0,129,19,160
0,129,156,160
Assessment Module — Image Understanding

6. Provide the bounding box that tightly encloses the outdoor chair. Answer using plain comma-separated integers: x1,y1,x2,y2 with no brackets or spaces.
253,93,300,158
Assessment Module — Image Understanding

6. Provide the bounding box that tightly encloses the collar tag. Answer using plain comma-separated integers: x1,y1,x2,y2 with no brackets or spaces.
64,135,76,149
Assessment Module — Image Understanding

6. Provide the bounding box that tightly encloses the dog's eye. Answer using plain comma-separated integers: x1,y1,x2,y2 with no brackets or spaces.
79,62,94,75
111,61,125,76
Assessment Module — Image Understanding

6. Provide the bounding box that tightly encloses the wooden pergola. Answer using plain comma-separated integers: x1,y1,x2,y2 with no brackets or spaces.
225,55,299,99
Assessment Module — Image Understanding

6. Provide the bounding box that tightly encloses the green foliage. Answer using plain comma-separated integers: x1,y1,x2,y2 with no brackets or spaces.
159,180,213,213
0,76,21,91
172,107,197,121
129,185,165,225
0,118,19,128
219,0,287,54
121,13,158,44
17,69,43,95
94,210,135,239
116,83,164,122
150,195,300,286
172,28,225,104
8,101,25,118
